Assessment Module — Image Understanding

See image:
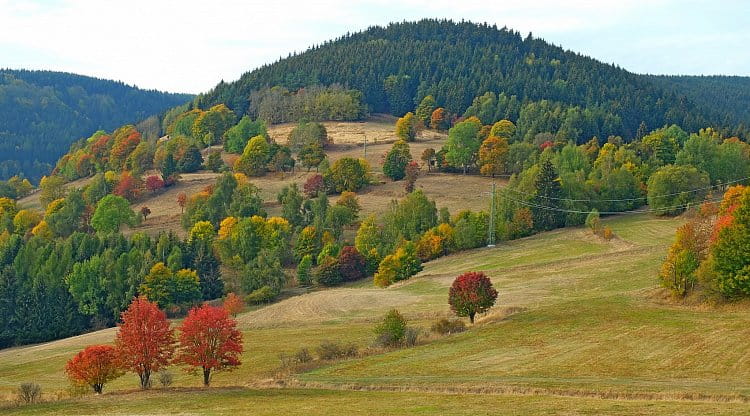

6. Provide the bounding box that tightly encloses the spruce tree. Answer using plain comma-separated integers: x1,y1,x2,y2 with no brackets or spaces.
532,159,564,231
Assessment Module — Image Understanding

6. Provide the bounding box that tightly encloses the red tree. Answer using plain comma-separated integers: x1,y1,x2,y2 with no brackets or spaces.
176,304,243,386
303,174,325,198
145,175,165,193
338,246,366,282
115,296,175,389
223,293,244,317
113,171,142,201
448,271,498,323
177,192,187,214
140,206,151,221
65,345,123,394
404,160,420,193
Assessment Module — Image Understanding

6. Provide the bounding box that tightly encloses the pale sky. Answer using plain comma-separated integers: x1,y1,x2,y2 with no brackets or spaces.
1,0,748,94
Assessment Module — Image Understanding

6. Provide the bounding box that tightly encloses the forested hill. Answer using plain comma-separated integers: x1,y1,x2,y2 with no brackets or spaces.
0,69,193,182
648,75,750,128
196,19,749,142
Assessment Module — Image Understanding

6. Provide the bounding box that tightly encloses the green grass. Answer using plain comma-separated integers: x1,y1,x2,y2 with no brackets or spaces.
4,213,750,414
5,387,750,415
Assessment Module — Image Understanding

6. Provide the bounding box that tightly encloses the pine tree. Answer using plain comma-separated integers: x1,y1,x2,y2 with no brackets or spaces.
532,159,564,231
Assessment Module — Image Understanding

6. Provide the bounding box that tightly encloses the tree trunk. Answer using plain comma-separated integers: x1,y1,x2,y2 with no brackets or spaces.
93,383,103,394
203,367,211,387
469,312,475,324
140,370,151,389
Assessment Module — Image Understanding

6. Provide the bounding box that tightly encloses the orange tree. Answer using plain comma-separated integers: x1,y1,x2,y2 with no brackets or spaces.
176,304,243,386
115,296,175,389
448,271,498,323
65,345,123,394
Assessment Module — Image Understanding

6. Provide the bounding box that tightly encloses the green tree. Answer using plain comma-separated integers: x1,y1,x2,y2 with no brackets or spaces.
234,135,269,176
382,140,412,181
415,95,436,127
298,142,326,172
711,188,750,298
532,159,564,231
325,157,369,193
91,195,137,234
39,175,67,209
647,165,709,216
445,119,481,174
288,122,329,152
192,104,236,146
224,116,268,154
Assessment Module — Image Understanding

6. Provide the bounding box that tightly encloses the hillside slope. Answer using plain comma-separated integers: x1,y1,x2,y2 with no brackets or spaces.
195,19,749,142
0,69,193,181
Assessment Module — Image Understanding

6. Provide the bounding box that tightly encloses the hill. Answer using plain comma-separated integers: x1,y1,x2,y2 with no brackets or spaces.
195,19,750,143
0,69,193,182
3,214,750,415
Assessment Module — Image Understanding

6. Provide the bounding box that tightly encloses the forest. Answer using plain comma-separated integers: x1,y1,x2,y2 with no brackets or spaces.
0,69,192,182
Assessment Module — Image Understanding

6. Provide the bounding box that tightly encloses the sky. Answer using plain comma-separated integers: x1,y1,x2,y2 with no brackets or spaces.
1,0,748,94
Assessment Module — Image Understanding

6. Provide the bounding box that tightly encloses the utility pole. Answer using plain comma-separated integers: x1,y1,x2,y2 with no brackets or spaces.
487,182,496,247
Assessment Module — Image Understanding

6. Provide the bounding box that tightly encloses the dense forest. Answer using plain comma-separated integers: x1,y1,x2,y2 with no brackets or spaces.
0,69,192,182
195,19,750,142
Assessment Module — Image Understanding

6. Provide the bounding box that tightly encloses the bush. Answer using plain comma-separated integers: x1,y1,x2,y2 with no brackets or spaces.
431,318,467,335
374,309,407,347
158,370,173,388
303,174,326,198
403,327,421,347
313,256,342,286
338,246,366,282
245,285,277,304
18,382,41,404
295,347,313,363
297,255,313,286
315,341,358,360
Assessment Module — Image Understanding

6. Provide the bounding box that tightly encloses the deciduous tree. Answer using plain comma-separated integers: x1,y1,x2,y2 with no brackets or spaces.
448,271,498,323
65,345,123,394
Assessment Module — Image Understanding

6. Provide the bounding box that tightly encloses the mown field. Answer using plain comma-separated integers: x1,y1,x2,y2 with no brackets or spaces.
2,211,750,414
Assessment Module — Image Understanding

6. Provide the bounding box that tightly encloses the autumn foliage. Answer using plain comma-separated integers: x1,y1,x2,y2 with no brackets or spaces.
176,304,243,386
115,296,175,389
448,271,498,323
65,345,123,394
223,292,244,317
303,173,326,198
145,175,165,193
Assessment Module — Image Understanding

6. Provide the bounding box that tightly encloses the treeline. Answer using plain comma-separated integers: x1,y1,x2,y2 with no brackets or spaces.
195,19,750,142
0,69,192,182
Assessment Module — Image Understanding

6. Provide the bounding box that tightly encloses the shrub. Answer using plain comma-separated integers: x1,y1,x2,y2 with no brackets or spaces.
403,327,421,347
313,256,342,286
295,347,314,363
245,285,277,304
158,370,173,388
297,255,313,286
585,209,601,234
602,226,614,240
338,246,366,282
316,341,358,360
18,382,42,404
449,271,498,323
374,309,407,347
303,174,326,198
431,318,467,335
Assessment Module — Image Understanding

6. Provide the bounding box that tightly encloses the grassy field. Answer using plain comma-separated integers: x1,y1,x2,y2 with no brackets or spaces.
3,212,750,414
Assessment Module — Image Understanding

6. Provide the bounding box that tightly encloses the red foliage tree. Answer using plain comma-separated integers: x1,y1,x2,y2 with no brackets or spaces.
176,304,243,386
115,296,175,389
65,345,123,394
338,246,366,282
540,140,554,151
303,173,326,198
145,175,165,193
113,171,142,201
140,206,151,221
223,292,244,317
448,271,498,323
177,192,187,214
404,160,420,193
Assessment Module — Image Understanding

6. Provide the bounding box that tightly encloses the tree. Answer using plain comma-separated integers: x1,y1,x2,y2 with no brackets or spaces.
374,242,422,287
325,157,369,193
298,142,326,171
430,107,449,131
647,165,709,216
404,161,420,193
395,112,417,142
448,271,498,323
374,309,407,346
140,206,151,221
415,95,437,127
113,171,142,201
192,104,236,146
176,304,243,386
532,159,564,231
223,293,244,317
297,255,313,285
224,115,268,154
177,192,187,214
13,209,41,235
289,122,329,152
115,296,175,389
161,153,177,180
489,120,516,139
178,145,203,173
478,136,509,177
710,187,750,298
39,175,66,209
205,150,224,172
140,263,202,308
421,148,436,172
65,345,123,394
338,246,366,282
303,174,326,198
91,195,137,234
234,136,269,176
445,119,481,174
313,256,342,286
145,175,165,193
382,140,412,181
